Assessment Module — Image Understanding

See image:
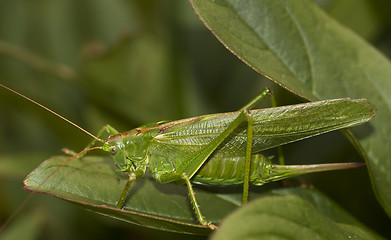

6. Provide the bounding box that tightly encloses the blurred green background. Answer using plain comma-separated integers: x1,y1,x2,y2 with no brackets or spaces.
0,0,390,239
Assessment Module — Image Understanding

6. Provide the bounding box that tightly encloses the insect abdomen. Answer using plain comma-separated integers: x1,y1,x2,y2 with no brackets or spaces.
191,154,270,186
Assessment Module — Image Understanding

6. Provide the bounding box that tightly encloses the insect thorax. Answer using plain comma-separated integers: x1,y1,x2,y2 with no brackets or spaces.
104,126,160,176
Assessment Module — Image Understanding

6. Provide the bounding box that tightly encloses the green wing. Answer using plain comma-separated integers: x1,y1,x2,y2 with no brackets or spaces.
150,98,376,160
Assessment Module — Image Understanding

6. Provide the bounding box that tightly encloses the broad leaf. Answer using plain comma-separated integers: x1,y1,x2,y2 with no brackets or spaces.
212,188,383,240
190,0,391,217
24,156,264,235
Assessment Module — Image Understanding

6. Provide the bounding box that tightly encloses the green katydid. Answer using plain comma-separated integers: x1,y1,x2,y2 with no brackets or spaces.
0,84,376,230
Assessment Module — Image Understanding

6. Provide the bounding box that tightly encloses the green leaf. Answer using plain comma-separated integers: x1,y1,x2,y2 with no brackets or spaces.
24,156,263,235
190,0,391,218
211,188,383,240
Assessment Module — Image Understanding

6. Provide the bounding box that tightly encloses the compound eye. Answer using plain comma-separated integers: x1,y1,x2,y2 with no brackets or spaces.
109,146,117,155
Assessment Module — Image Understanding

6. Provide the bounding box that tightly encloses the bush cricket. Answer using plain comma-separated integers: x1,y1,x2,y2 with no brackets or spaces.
0,83,376,230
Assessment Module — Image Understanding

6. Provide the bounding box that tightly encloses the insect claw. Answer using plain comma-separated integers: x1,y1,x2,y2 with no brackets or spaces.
199,219,217,230
207,222,218,230
61,148,78,156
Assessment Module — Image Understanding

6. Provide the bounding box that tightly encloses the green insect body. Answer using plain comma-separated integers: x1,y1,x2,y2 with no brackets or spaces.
0,84,377,230
103,98,374,187
95,95,375,230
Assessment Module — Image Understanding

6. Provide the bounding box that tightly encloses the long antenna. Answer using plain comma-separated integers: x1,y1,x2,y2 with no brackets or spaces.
0,83,103,142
